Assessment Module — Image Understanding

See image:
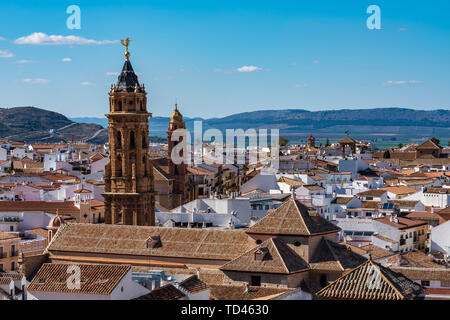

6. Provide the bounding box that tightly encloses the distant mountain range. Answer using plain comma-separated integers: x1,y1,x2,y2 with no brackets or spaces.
1,106,449,144
73,108,450,142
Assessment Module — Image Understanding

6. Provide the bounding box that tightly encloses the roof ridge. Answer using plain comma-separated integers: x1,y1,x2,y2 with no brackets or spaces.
268,238,290,274
323,239,345,271
291,200,311,235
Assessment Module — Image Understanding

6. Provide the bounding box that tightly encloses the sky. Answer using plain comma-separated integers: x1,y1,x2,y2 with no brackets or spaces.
0,0,450,119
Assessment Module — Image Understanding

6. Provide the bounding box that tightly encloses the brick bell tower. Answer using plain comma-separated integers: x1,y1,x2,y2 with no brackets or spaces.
103,39,155,226
167,104,188,202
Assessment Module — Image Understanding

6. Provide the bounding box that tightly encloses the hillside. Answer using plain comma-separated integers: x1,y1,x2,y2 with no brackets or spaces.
0,107,105,143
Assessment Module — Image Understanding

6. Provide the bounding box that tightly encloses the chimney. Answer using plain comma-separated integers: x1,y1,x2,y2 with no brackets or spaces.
431,206,434,213
291,187,296,200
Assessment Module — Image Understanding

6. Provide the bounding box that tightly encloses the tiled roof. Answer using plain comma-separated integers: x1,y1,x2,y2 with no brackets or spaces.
277,176,304,186
380,186,419,195
26,228,49,239
396,251,448,269
373,234,398,244
47,223,251,261
187,167,214,176
406,211,446,224
309,239,367,271
209,285,289,300
436,206,450,221
392,267,450,281
0,201,79,214
246,199,341,236
357,189,387,197
387,199,420,208
40,173,78,182
374,216,427,229
332,197,354,205
317,258,423,300
416,139,441,150
28,263,130,296
0,272,25,281
357,244,394,260
339,137,357,144
302,184,325,191
425,187,450,194
361,200,381,209
134,284,186,300
0,278,13,285
74,188,92,194
220,238,309,274
0,230,19,240
179,275,209,293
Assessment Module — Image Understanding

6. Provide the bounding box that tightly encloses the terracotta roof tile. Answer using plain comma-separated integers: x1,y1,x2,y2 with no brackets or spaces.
134,284,186,300
246,199,340,236
47,223,251,261
28,263,130,296
220,238,309,274
317,259,423,300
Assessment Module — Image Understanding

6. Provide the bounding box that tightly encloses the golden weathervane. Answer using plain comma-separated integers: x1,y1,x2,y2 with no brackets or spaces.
121,37,131,59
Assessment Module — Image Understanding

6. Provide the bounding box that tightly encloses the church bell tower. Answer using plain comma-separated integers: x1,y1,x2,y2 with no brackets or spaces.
103,39,155,226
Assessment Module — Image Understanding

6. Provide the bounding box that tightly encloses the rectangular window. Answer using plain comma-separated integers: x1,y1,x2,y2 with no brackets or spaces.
250,276,261,287
421,280,430,287
441,281,450,287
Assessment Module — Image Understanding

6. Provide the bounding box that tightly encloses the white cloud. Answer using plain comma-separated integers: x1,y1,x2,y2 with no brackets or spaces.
0,50,14,58
14,32,118,45
106,72,119,76
383,80,423,86
311,60,320,64
399,27,408,31
15,59,33,64
62,57,72,62
80,81,94,86
23,78,49,84
236,65,262,73
0,36,6,41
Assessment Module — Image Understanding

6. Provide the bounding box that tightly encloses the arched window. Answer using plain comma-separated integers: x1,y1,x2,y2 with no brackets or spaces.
142,133,147,148
130,131,135,149
116,131,122,149
143,155,147,175
117,100,122,111
116,155,122,176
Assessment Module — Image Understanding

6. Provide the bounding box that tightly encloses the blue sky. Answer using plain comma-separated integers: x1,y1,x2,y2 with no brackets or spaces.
0,0,449,118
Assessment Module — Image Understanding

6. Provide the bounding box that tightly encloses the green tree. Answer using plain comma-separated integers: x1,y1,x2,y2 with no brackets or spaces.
325,138,330,147
279,136,289,147
383,150,391,159
398,143,403,148
431,137,440,146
